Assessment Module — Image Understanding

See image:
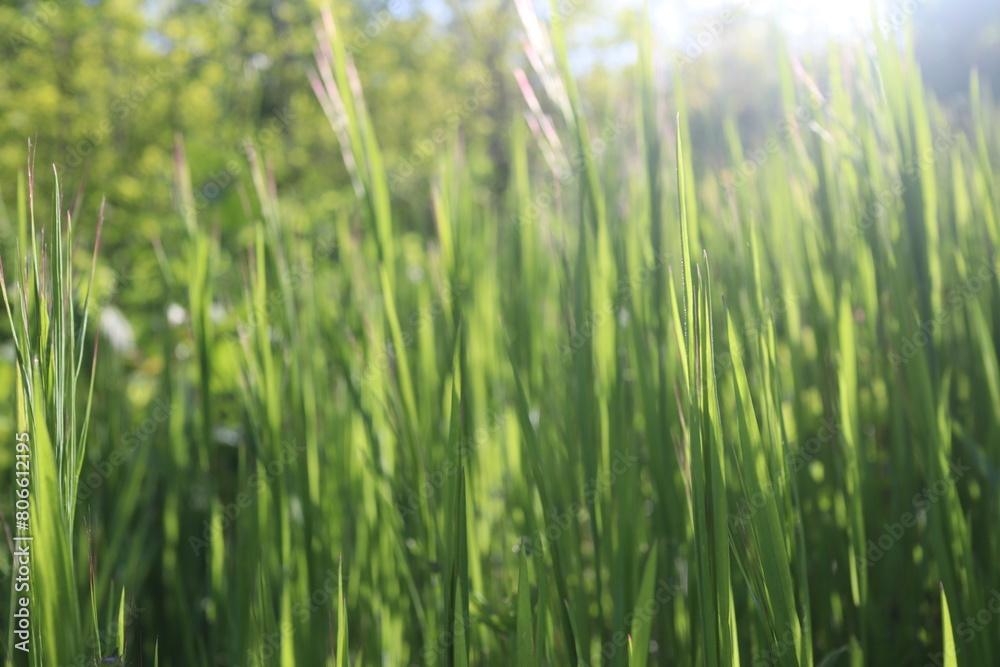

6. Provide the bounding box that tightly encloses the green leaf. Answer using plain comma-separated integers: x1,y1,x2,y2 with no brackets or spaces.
517,553,534,662
941,585,958,667
628,543,659,667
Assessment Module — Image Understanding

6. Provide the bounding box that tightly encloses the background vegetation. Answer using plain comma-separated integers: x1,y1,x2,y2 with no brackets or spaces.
1,0,1000,665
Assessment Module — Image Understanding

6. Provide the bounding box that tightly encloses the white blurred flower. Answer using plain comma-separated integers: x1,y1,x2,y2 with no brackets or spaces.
406,264,425,283
210,302,226,323
213,426,241,446
247,53,272,72
167,303,186,327
288,495,303,524
99,306,136,353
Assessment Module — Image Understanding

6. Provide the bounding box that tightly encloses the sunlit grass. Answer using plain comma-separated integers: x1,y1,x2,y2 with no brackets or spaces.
3,6,1000,667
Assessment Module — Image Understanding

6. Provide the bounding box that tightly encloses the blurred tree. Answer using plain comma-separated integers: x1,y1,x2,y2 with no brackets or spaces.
0,0,525,332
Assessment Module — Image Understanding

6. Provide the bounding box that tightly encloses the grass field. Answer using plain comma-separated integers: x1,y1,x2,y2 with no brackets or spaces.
2,4,1000,666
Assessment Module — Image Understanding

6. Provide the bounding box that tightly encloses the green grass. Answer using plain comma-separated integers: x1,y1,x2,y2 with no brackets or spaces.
2,6,1000,667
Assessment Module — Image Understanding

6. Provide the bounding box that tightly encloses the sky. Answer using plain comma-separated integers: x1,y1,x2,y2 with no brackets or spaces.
423,0,883,41
416,0,898,74
652,0,880,39
564,0,885,72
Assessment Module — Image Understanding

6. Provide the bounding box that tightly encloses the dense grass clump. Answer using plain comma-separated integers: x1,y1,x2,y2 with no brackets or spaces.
2,5,1000,667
